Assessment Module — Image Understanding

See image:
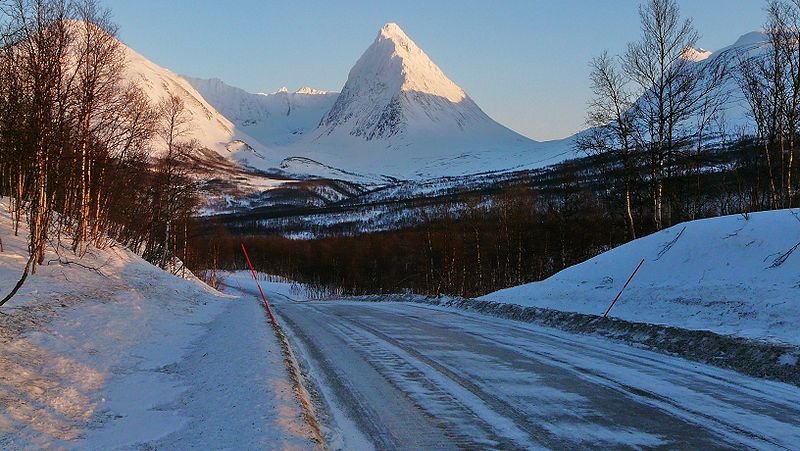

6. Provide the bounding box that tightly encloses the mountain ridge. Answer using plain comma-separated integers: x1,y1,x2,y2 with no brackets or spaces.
183,76,338,147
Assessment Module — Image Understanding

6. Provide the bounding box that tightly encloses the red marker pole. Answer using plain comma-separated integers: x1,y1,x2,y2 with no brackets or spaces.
603,258,645,318
241,243,277,325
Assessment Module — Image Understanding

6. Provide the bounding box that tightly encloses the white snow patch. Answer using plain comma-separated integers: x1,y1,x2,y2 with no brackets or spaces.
482,209,800,345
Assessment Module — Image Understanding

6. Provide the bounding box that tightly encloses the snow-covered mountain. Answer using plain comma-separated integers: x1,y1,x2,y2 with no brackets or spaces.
185,23,573,181
123,23,776,184
269,23,572,180
629,31,768,137
702,31,769,131
120,41,265,160
183,77,338,147
317,22,497,140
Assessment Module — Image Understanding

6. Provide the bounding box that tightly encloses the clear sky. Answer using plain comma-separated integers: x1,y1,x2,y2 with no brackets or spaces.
103,0,766,141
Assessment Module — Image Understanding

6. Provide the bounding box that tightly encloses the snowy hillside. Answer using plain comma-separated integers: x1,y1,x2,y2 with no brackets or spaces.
708,31,769,131
482,209,800,346
184,77,338,146
640,31,768,134
119,36,266,160
0,200,317,448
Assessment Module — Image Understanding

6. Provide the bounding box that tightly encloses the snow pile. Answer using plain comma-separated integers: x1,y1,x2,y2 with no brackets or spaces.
0,200,315,448
483,209,800,345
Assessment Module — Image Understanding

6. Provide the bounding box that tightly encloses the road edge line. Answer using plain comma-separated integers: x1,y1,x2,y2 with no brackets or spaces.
271,320,327,449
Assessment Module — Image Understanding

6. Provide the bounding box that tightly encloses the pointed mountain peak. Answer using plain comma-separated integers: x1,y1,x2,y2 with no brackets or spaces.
354,22,466,103
318,22,504,141
379,22,410,41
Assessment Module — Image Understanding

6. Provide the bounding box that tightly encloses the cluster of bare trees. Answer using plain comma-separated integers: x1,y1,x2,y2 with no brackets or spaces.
582,0,800,239
579,0,731,238
195,172,619,299
0,0,200,302
738,0,800,210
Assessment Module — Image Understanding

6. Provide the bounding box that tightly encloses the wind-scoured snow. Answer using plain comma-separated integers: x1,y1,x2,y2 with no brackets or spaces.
483,209,800,345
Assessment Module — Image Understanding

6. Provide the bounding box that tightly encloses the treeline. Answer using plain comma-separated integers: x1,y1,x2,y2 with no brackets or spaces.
192,181,626,298
195,137,774,298
0,0,201,301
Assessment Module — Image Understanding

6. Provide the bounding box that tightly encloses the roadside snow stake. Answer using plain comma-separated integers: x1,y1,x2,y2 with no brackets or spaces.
241,243,277,325
603,258,645,318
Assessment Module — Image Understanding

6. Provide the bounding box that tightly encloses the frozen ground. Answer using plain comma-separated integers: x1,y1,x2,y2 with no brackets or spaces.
484,209,800,346
255,289,800,450
0,201,315,449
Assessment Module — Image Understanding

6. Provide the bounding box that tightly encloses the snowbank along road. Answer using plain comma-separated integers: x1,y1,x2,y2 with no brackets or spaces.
258,293,800,450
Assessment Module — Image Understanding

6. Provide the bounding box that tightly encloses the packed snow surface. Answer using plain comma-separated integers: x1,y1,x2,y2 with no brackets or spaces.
0,200,316,448
483,209,800,345
261,291,800,449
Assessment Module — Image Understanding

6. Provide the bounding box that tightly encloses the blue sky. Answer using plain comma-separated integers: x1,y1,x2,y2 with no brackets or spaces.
104,0,765,141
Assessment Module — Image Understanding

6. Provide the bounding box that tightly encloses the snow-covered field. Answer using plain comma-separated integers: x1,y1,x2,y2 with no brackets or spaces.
483,209,800,346
0,201,316,449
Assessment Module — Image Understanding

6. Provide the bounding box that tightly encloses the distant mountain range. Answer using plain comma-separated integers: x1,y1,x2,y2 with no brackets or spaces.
115,22,768,183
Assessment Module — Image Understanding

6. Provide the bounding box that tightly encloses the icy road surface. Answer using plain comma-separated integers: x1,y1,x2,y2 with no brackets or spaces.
273,298,800,450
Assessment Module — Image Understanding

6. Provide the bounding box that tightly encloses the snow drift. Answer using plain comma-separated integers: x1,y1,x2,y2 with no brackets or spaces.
483,209,800,345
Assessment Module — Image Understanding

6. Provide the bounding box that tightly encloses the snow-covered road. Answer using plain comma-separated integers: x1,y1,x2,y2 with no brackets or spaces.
273,298,800,450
